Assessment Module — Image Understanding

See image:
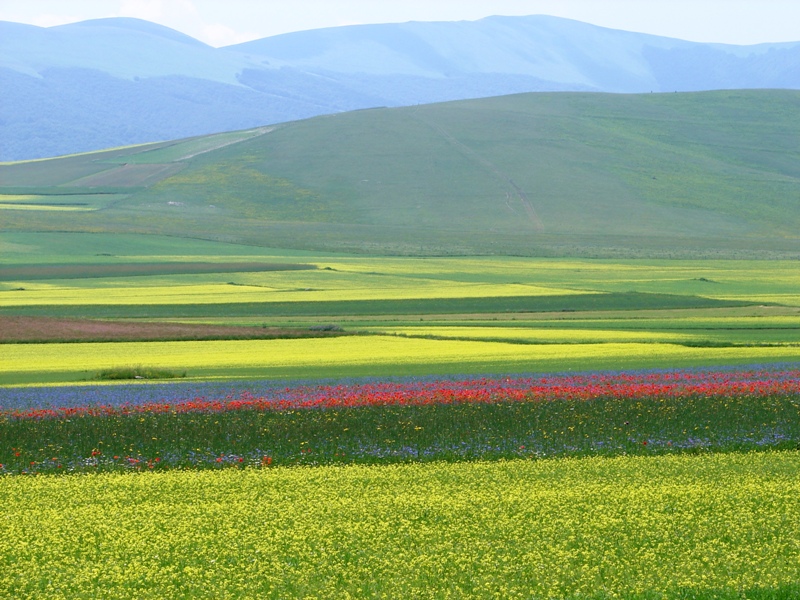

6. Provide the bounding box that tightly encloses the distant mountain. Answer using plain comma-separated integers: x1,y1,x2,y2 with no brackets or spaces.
1,15,799,160
2,90,798,259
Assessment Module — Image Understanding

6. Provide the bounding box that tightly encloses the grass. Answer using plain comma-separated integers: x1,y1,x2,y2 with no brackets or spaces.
374,325,695,344
0,293,749,316
100,127,272,165
0,261,315,281
63,162,186,187
90,366,186,381
0,232,323,266
374,324,800,347
4,236,799,308
0,453,797,598
1,91,799,258
0,141,175,187
0,261,795,597
2,232,799,294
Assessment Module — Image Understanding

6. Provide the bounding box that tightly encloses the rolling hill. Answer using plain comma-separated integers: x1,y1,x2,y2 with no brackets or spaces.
1,15,799,161
1,90,798,258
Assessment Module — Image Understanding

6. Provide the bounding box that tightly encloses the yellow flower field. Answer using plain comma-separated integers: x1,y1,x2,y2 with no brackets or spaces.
0,282,589,306
1,453,797,599
4,336,800,384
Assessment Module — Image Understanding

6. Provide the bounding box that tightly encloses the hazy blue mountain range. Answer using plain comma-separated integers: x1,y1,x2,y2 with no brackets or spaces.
2,15,798,161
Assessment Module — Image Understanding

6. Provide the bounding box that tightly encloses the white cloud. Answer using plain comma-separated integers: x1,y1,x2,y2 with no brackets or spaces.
114,0,258,45
118,0,201,27
201,23,259,47
26,13,87,27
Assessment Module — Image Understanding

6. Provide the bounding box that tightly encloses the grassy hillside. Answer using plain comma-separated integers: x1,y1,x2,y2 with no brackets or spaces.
1,90,798,258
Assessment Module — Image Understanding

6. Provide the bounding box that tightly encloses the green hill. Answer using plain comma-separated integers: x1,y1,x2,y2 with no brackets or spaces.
1,90,798,258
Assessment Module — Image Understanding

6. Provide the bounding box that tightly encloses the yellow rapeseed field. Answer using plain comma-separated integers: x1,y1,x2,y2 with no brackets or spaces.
0,282,589,306
5,337,800,382
0,453,797,599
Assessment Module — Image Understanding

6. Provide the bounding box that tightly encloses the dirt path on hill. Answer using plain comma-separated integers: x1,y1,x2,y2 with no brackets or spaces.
174,126,276,161
411,114,544,231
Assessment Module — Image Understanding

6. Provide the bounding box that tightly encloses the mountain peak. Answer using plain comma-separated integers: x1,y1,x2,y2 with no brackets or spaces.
52,17,207,48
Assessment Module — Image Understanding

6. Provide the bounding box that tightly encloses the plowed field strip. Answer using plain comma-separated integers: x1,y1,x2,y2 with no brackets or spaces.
0,316,349,343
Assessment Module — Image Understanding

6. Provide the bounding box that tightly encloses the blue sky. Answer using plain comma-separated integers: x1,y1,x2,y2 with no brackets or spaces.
1,0,798,47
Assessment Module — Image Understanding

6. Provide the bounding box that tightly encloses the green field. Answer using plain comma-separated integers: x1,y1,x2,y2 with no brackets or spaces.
1,453,798,599
1,232,799,385
2,90,798,599
1,91,798,258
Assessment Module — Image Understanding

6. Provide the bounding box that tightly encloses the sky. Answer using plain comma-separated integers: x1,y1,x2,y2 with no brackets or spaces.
1,0,798,48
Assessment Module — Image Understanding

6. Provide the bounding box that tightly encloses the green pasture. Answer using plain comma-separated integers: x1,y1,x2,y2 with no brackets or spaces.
1,91,799,258
0,143,172,187
0,294,747,321
1,453,798,599
0,232,319,266
2,233,798,303
0,126,267,185
372,326,702,344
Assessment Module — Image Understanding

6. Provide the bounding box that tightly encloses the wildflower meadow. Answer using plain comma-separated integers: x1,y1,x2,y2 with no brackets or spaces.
2,368,799,474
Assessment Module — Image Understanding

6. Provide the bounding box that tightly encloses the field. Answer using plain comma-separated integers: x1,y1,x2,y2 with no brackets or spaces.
2,454,799,599
1,91,799,258
2,89,799,598
1,232,799,385
3,362,800,598
3,369,799,469
0,231,798,597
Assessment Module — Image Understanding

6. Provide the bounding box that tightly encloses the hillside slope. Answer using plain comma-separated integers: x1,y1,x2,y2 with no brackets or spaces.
1,90,798,258
1,15,799,160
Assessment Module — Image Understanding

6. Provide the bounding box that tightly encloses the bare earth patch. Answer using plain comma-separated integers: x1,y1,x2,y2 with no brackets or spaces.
0,316,349,343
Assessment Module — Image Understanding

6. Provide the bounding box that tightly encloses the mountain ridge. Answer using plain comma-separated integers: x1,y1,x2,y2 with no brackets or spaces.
1,15,799,161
